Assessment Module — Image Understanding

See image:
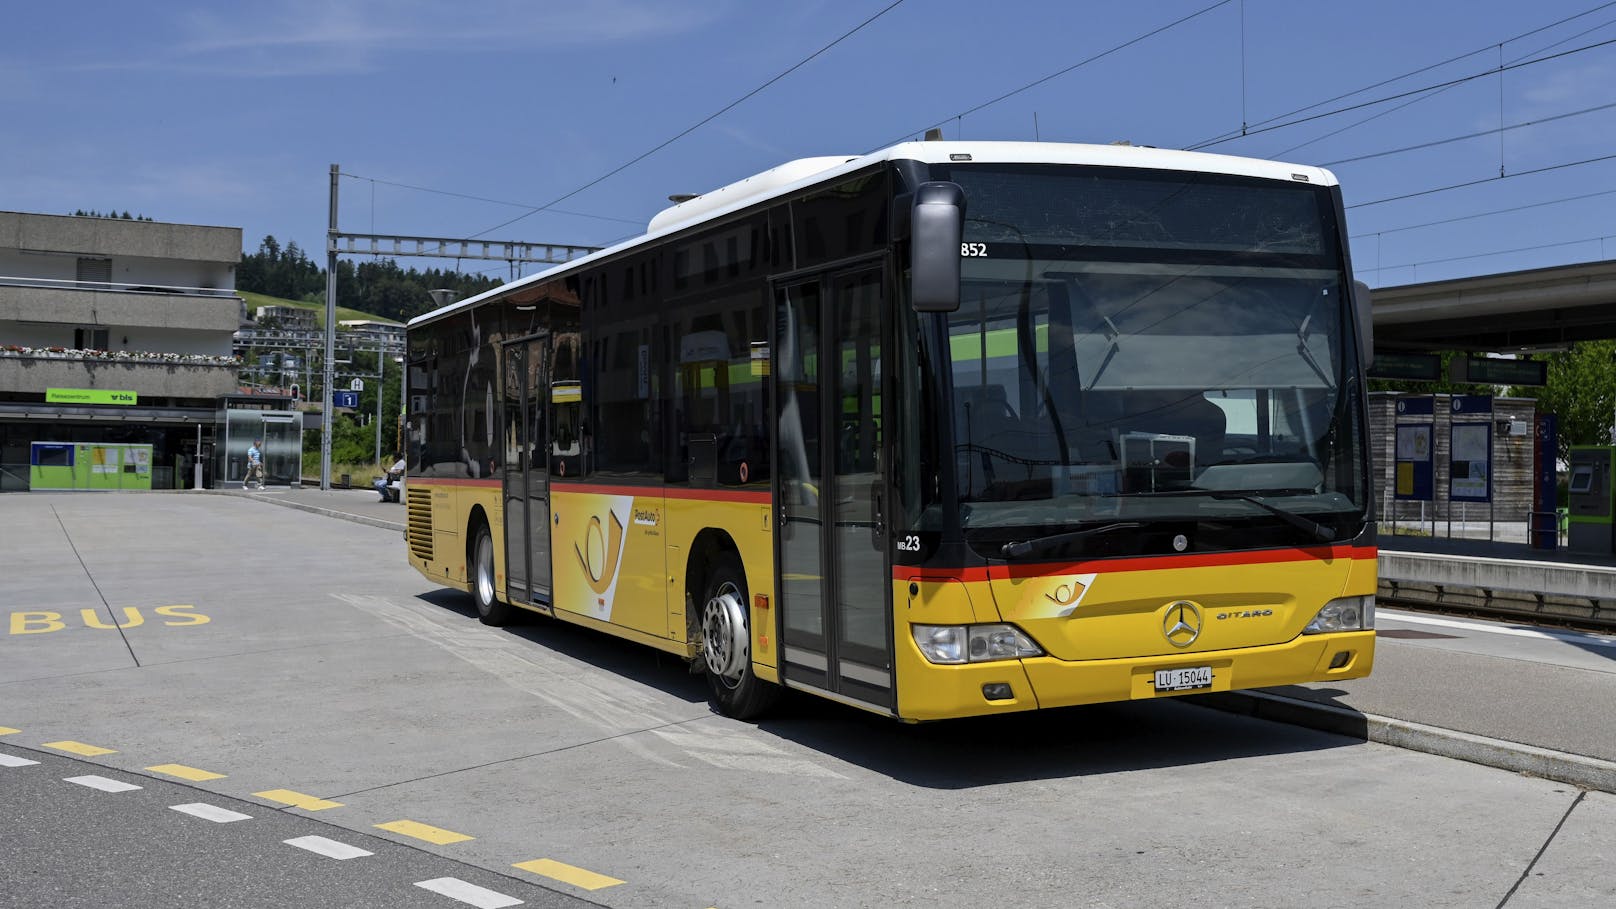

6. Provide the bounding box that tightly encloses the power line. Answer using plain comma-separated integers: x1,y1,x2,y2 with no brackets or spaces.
455,0,910,246
1190,0,1616,150
1271,13,1616,159
874,0,1235,150
1349,186,1616,238
340,173,645,226
1186,36,1616,151
1347,150,1616,209
1321,98,1616,167
1368,234,1611,273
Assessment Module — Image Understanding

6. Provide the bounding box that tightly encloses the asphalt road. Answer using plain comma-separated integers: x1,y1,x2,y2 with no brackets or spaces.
2,492,1613,908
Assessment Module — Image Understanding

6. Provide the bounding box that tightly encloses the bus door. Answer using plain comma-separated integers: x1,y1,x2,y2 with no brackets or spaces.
501,334,552,609
773,265,893,710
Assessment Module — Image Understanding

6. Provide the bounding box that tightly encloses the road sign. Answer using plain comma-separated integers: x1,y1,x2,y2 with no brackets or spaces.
349,378,364,392
333,390,360,409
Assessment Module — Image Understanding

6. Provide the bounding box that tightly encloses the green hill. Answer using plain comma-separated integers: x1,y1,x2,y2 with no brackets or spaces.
239,290,400,326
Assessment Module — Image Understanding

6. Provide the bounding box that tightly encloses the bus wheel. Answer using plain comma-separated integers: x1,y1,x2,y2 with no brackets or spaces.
701,554,778,720
471,520,511,626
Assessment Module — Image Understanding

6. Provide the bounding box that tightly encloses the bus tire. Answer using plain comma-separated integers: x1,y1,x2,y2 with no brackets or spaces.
701,553,779,720
470,520,511,626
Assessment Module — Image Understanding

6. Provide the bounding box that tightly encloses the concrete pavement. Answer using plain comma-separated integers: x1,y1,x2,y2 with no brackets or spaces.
226,484,1616,793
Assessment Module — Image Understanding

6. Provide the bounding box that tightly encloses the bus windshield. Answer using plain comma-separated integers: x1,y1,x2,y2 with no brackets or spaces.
934,164,1366,558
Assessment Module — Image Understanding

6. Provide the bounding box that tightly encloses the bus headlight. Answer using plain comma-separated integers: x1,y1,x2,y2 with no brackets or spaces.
1303,595,1375,634
912,624,1043,664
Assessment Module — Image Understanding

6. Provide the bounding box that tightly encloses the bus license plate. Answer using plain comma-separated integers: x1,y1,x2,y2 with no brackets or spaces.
1154,666,1213,692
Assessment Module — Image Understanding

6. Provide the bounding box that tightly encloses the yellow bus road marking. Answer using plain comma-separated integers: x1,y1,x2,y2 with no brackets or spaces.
512,858,624,891
0,727,19,735
375,820,474,845
43,740,116,757
147,763,226,782
253,789,344,811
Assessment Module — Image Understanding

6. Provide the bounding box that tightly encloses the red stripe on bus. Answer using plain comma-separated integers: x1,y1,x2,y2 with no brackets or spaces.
409,478,768,504
894,545,1377,582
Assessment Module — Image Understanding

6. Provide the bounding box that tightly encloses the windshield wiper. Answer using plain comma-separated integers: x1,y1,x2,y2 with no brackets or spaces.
1001,522,1144,560
1214,492,1334,542
1136,488,1336,542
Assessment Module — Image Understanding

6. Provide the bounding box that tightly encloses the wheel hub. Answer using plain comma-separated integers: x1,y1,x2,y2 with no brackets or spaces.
702,583,749,680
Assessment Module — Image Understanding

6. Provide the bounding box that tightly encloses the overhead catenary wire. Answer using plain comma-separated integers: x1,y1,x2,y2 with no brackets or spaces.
1348,186,1616,238
1269,12,1616,158
1320,98,1616,167
1368,234,1613,274
1189,0,1616,150
1186,36,1616,151
341,174,645,226
1347,150,1616,209
874,0,1236,150
447,0,910,249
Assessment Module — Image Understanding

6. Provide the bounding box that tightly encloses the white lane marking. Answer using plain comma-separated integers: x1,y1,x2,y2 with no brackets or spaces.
170,803,253,823
0,753,41,768
414,877,524,908
284,835,373,860
1383,610,1616,650
65,775,142,793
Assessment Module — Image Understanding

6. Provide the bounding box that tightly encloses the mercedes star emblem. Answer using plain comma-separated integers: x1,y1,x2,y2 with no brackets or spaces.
1162,600,1202,648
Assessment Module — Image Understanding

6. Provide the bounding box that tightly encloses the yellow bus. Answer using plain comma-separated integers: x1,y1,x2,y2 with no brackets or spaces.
404,141,1376,721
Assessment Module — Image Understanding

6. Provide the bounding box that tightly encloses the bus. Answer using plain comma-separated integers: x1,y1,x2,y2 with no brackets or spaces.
404,140,1376,721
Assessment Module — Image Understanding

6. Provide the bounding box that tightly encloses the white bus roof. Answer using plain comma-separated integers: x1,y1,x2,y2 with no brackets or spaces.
410,141,1339,329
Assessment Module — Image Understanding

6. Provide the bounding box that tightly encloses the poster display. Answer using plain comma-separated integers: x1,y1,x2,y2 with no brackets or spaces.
1394,423,1434,501
28,442,153,491
1449,422,1492,503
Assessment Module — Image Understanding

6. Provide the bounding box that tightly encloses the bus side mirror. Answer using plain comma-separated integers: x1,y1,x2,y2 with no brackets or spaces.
911,181,965,313
1352,280,1373,373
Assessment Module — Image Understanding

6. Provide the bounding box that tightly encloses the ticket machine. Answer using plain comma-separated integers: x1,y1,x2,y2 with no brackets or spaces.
1567,446,1616,554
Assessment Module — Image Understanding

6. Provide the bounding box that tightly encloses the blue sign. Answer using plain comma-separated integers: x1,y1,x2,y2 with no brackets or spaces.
1450,395,1493,414
333,390,360,409
1395,396,1434,416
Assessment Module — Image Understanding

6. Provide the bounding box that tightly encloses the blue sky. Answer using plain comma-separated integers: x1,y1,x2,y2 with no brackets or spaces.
8,0,1616,290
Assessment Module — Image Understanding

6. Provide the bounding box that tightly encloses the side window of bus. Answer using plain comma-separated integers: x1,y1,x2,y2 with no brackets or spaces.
588,253,658,479
674,293,768,487
551,283,584,479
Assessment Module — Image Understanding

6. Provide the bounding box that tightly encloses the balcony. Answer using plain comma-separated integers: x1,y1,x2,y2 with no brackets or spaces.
0,277,242,332
0,347,241,400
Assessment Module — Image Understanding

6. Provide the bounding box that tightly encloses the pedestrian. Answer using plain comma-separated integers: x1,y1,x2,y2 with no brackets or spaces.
246,438,264,489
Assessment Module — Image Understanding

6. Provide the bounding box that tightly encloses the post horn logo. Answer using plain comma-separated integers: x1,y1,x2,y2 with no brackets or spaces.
574,509,625,596
1162,600,1202,648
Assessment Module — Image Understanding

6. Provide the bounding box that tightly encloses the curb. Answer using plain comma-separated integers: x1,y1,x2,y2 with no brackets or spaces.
1200,690,1616,794
200,489,405,534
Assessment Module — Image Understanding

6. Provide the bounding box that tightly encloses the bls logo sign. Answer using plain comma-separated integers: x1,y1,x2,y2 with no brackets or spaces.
574,509,626,597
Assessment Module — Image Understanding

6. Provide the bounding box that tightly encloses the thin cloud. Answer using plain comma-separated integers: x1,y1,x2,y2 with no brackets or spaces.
55,0,730,77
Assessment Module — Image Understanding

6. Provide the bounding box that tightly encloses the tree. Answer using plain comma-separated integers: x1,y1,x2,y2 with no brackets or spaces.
1509,340,1616,462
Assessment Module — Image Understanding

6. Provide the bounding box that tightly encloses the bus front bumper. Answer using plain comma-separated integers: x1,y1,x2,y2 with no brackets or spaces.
896,631,1374,721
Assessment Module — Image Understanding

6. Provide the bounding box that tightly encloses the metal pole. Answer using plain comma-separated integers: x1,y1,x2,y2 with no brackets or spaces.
322,164,339,491
375,350,383,466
